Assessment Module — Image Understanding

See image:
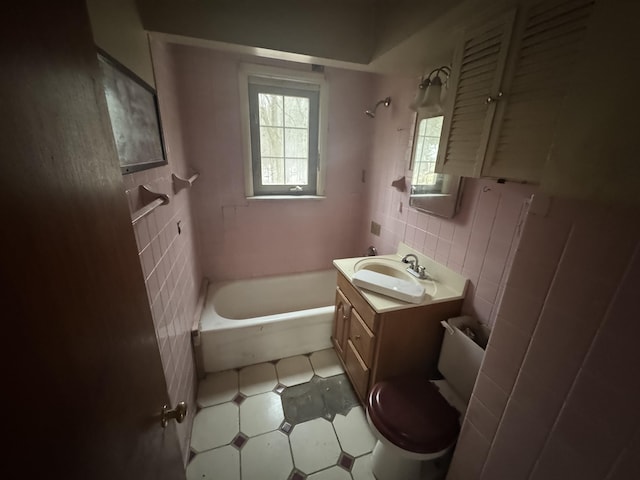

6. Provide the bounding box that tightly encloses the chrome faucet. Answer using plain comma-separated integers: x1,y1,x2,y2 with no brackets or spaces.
401,254,432,280
401,253,418,269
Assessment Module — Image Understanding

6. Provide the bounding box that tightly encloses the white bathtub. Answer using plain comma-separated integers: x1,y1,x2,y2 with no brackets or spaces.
199,270,337,372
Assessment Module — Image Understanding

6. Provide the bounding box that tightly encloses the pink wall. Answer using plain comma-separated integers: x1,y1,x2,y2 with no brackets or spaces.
168,45,375,281
122,39,202,462
361,75,538,327
447,196,640,480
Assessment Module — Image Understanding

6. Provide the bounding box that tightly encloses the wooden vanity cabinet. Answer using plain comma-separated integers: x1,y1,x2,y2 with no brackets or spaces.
331,271,463,403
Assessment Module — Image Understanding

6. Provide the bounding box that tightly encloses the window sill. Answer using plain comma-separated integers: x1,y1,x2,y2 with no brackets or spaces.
246,195,326,201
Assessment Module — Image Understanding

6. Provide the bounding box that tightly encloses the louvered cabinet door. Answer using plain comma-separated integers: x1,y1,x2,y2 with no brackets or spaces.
435,10,516,177
482,0,596,181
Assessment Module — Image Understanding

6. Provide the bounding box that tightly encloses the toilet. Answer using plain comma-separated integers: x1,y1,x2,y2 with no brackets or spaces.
366,316,486,480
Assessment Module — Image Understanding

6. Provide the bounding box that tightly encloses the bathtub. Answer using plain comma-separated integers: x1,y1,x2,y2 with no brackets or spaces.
199,270,337,372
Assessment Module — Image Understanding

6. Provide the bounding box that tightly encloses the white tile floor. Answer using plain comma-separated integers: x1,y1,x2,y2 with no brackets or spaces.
188,348,378,480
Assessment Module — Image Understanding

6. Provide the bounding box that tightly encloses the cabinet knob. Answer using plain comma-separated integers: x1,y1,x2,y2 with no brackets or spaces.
354,335,361,340
485,91,503,104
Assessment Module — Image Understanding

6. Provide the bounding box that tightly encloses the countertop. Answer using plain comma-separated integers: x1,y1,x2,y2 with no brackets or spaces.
332,243,468,314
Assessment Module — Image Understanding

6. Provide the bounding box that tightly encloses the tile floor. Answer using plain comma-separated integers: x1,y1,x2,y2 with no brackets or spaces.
187,348,377,480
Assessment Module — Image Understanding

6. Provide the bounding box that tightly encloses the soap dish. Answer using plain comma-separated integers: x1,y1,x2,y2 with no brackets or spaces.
352,270,425,304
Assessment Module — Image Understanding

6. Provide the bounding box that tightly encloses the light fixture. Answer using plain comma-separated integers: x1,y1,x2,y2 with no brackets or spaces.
409,80,427,111
409,66,451,115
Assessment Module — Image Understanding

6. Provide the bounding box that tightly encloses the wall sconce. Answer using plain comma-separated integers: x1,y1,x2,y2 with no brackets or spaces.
409,66,451,115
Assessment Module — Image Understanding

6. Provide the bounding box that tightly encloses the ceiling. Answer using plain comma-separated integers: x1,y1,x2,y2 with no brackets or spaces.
136,0,519,76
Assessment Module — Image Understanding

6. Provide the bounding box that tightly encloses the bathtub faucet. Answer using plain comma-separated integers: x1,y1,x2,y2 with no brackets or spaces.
401,254,431,280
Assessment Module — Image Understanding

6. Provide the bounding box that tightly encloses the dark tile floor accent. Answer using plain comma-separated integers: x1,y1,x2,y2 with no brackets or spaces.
232,393,246,405
288,468,307,480
273,383,286,395
281,374,360,424
231,433,248,450
337,452,355,472
279,420,293,435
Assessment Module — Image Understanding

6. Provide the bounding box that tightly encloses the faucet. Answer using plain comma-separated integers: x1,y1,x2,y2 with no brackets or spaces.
401,253,432,280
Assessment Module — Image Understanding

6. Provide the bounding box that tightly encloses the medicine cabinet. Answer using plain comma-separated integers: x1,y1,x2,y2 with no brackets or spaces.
409,113,463,218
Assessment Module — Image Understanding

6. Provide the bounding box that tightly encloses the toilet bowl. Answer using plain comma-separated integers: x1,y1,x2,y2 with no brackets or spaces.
365,316,486,480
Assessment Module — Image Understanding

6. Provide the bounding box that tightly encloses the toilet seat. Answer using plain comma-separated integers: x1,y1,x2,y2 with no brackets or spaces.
367,376,460,455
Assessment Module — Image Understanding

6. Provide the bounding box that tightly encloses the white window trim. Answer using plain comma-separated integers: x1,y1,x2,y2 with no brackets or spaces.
238,63,329,198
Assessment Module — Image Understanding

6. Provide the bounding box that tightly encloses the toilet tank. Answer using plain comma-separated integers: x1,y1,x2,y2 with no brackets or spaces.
437,316,486,405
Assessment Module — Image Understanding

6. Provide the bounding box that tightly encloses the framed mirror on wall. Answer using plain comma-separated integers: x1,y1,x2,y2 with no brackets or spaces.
97,49,167,175
408,112,463,218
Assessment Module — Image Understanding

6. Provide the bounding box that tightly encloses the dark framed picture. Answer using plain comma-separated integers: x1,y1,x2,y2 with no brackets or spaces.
97,48,167,174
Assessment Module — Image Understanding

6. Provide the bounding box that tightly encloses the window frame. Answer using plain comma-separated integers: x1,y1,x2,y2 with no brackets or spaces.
410,114,445,195
239,64,328,198
248,83,319,196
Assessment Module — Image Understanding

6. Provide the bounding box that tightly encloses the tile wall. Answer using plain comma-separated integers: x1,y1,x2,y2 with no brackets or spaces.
122,38,203,462
168,44,375,281
361,74,538,327
447,196,640,480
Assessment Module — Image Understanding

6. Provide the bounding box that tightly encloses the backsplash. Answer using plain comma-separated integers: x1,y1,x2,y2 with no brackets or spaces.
362,74,537,328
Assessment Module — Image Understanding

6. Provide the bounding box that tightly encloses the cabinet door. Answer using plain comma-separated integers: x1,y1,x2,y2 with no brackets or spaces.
349,308,375,367
344,339,370,402
435,10,516,177
482,0,596,182
332,287,351,358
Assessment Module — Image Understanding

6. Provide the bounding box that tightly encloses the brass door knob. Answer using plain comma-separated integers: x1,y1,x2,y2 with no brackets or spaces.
161,401,187,428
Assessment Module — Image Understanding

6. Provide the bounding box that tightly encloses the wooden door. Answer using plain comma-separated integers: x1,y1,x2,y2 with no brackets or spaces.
0,2,185,479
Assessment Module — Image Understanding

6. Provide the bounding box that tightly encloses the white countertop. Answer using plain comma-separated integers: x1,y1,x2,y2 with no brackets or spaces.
333,243,468,314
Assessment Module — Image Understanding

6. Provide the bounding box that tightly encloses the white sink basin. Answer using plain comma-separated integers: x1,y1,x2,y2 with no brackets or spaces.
354,258,418,283
352,258,436,303
333,243,468,312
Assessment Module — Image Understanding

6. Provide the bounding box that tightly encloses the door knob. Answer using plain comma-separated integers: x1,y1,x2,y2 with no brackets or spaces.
161,401,187,428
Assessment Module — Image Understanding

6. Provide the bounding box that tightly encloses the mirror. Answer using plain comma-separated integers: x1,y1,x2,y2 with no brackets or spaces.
409,113,462,218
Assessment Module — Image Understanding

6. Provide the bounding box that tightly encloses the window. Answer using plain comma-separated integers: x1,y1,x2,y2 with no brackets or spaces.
240,65,326,197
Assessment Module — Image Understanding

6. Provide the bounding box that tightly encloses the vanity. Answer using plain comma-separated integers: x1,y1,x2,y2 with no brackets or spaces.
331,244,468,403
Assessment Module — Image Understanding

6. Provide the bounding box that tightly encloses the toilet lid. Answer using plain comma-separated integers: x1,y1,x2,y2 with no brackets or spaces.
367,376,460,454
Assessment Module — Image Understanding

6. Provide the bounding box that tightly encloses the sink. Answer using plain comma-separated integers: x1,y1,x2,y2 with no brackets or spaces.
333,244,468,311
352,258,433,303
354,258,418,283
352,257,437,303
